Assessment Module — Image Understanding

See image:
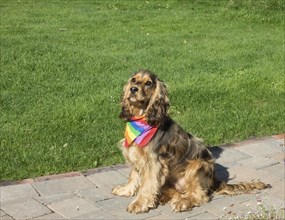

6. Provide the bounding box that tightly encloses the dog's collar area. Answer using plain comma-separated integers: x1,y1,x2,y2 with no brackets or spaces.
124,116,158,147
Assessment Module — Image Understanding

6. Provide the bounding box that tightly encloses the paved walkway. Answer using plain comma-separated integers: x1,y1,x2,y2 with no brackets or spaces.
1,135,284,220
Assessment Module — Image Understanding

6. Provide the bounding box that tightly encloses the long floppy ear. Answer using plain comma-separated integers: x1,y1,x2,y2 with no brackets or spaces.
119,79,132,121
145,78,170,127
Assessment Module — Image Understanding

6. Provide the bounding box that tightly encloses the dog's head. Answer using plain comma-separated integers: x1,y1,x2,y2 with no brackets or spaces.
119,69,170,127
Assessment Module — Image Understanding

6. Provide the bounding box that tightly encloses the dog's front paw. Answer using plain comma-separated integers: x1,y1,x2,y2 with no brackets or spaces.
127,201,149,214
112,185,135,197
171,199,193,212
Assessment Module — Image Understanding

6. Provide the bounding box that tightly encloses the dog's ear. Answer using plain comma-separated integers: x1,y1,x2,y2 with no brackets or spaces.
146,78,170,127
119,102,132,121
119,79,132,121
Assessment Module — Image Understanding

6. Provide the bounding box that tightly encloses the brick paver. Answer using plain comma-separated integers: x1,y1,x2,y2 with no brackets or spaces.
0,135,284,220
86,170,127,188
32,175,95,196
0,184,39,202
74,186,113,203
1,199,51,219
36,192,75,206
33,213,65,220
47,197,100,218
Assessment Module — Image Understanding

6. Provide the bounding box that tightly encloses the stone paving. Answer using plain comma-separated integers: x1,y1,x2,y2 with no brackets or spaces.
1,135,284,220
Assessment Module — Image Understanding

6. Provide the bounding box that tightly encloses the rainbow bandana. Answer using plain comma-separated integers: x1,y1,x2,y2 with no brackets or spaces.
124,116,158,147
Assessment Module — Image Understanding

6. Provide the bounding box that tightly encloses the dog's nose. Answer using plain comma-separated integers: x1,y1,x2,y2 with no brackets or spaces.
130,86,138,94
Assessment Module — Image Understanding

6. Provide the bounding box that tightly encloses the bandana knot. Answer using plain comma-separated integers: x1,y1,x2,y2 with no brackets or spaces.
124,116,158,147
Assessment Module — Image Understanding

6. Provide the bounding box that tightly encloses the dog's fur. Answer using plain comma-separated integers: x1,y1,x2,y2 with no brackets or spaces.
112,69,271,214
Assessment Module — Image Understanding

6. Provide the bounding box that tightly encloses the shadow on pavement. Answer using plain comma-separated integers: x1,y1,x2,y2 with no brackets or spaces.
209,146,230,183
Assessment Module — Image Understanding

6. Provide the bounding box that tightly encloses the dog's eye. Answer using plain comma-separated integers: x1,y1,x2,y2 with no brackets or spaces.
131,78,136,83
145,81,152,86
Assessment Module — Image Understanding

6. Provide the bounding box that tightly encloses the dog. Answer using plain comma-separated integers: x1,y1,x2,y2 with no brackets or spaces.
112,69,271,214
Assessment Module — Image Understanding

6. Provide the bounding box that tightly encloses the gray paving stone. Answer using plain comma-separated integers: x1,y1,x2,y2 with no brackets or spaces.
32,176,95,196
33,213,66,219
227,166,280,184
201,194,253,218
1,215,14,220
117,167,131,177
87,170,128,188
237,156,280,170
260,163,285,181
229,193,259,203
71,209,116,219
96,197,159,219
75,186,114,203
145,214,172,220
146,212,195,220
235,139,282,157
0,184,39,202
146,204,206,220
262,180,285,207
186,211,219,219
48,197,99,218
270,151,285,163
262,196,284,209
36,192,75,205
211,192,227,202
214,147,252,166
1,210,7,217
208,192,280,219
1,198,52,220
0,211,14,220
222,198,258,219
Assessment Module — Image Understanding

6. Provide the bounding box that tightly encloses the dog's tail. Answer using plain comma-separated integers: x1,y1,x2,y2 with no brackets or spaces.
214,180,271,195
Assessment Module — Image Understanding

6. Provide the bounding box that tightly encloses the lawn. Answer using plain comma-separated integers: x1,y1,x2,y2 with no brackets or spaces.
0,0,284,181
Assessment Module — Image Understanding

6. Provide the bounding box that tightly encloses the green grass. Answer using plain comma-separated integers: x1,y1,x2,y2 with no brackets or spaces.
0,0,284,181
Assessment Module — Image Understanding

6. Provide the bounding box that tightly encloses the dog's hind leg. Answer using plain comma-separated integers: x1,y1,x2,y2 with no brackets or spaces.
169,160,215,212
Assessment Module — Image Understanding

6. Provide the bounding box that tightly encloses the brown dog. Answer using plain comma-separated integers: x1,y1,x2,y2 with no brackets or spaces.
112,69,271,214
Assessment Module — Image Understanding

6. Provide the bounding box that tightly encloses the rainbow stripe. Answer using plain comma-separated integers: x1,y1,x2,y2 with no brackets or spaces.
124,116,158,147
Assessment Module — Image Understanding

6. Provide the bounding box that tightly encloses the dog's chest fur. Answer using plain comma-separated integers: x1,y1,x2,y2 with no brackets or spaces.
120,139,154,171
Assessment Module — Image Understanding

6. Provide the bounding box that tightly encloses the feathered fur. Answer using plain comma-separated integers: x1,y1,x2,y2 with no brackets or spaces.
112,69,271,214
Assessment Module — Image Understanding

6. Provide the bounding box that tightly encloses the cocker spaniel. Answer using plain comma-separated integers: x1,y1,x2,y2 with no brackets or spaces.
112,69,271,214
